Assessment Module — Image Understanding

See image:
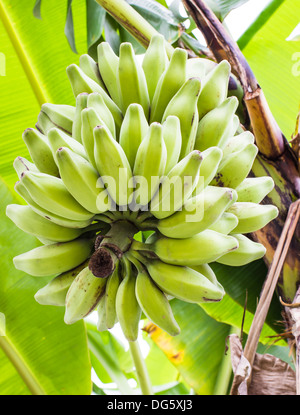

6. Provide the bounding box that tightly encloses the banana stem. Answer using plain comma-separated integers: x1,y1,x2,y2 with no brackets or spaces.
128,339,153,395
95,0,174,58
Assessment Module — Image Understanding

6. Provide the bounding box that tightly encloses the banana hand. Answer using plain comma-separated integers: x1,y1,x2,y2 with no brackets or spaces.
132,229,238,266
133,252,224,304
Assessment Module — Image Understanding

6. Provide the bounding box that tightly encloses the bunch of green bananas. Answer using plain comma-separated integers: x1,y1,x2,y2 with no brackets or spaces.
7,35,278,341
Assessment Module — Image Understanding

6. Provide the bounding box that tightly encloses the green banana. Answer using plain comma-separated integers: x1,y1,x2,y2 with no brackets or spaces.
87,92,116,139
71,93,88,143
221,131,255,159
228,114,241,137
133,252,225,303
227,202,279,234
56,147,111,214
80,107,103,169
150,150,202,220
13,238,94,277
132,229,238,266
36,111,56,135
211,143,258,189
132,122,167,207
6,204,83,242
216,233,266,266
131,255,180,336
197,60,231,119
13,156,39,178
150,48,187,123
193,146,223,195
64,265,107,324
14,180,93,229
208,212,239,234
20,171,95,221
97,294,108,332
162,77,201,159
105,261,122,329
195,97,239,151
190,263,225,296
119,103,149,170
142,34,169,103
115,258,141,341
47,127,87,162
94,125,133,207
79,53,106,88
38,103,75,135
186,57,215,80
97,41,121,106
117,42,150,117
162,115,182,174
34,261,88,306
157,186,236,238
235,177,275,203
22,128,59,176
66,63,123,132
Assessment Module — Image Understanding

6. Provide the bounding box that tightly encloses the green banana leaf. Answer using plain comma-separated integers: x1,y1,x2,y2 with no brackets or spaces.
87,321,186,394
201,261,284,340
0,179,91,394
145,299,233,395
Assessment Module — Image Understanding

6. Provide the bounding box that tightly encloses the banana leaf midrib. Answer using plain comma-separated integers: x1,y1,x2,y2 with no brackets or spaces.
0,332,46,395
0,0,48,106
